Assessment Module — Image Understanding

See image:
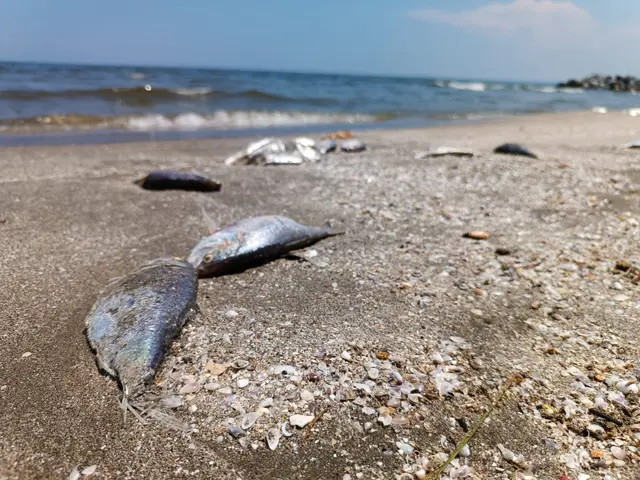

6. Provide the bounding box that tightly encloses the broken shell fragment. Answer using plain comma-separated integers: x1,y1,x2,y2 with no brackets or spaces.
266,427,282,450
289,414,314,428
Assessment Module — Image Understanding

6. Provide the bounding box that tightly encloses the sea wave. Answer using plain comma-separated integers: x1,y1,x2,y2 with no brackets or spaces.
0,110,382,133
435,81,487,92
0,86,330,104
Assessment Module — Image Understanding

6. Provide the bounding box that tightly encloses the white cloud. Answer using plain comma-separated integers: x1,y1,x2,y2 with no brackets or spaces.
409,0,597,46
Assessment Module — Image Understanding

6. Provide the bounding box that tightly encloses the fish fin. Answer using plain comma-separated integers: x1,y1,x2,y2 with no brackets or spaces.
201,207,219,234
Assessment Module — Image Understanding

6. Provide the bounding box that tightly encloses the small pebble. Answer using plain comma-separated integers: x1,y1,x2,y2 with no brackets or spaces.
225,310,238,318
463,231,489,240
237,378,249,389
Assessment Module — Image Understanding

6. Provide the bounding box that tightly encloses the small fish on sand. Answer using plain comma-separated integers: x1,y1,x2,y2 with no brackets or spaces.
134,170,221,192
414,147,475,159
295,142,322,162
264,152,304,165
621,140,640,149
224,138,286,165
226,137,324,165
341,139,366,153
187,215,344,278
318,139,337,154
85,258,199,401
493,143,538,159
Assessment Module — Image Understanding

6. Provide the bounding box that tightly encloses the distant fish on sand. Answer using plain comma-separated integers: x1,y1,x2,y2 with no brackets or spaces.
85,258,199,403
187,215,344,278
414,147,475,159
340,139,366,153
134,170,221,192
493,143,538,159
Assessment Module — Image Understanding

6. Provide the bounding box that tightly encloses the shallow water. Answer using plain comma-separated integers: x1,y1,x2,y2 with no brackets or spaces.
2,61,640,145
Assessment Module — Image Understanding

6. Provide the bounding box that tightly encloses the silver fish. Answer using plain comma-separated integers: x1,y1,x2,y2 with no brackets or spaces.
414,147,475,159
225,138,286,165
187,215,344,278
340,139,366,153
294,137,316,148
85,257,198,399
295,143,322,162
264,152,304,165
318,139,337,154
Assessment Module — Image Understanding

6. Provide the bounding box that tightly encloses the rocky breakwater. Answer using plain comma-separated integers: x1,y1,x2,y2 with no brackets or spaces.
558,74,640,92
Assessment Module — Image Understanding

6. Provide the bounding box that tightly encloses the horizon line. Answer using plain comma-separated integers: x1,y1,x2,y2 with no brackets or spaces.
0,58,559,85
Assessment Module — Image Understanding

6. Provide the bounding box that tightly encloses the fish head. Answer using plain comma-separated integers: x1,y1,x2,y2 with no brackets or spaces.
187,232,242,277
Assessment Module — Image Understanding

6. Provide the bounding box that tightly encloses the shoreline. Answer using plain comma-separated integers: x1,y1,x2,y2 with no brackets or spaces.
3,111,640,479
0,108,626,148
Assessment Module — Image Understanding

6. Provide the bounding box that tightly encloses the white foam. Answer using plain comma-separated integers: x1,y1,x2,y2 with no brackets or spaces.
174,88,214,96
124,110,377,131
532,86,557,94
558,87,584,94
447,81,486,92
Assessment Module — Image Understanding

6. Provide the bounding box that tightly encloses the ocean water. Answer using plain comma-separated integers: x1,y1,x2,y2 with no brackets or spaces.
2,61,640,144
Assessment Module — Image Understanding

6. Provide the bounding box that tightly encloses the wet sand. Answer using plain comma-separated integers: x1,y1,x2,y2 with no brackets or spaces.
3,111,640,479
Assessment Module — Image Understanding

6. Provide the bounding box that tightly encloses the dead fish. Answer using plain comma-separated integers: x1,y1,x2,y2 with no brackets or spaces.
294,137,316,148
493,143,538,159
264,152,304,165
341,139,366,153
318,139,337,154
621,140,640,149
225,138,286,165
295,142,322,162
414,147,475,159
134,170,221,192
187,215,344,278
85,258,199,400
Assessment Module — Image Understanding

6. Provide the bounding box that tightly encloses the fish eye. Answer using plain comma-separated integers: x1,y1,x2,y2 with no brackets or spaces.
203,253,214,263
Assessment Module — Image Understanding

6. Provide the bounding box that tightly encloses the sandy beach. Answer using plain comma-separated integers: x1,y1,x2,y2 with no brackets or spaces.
3,110,640,479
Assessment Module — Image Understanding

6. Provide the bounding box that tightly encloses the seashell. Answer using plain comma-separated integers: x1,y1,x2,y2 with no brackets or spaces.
231,359,249,370
241,412,259,430
281,422,293,437
162,395,184,408
367,368,380,380
178,382,200,395
289,414,314,428
205,362,228,376
378,414,392,426
617,380,638,394
269,365,298,376
266,427,281,450
237,378,249,388
497,444,525,465
259,397,273,408
228,426,245,438
396,442,414,454
459,445,471,457
300,390,314,401
611,446,626,460
341,351,352,361
81,465,97,476
362,406,376,416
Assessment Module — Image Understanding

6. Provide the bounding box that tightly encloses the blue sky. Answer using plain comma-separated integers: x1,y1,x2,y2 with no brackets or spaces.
1,0,639,82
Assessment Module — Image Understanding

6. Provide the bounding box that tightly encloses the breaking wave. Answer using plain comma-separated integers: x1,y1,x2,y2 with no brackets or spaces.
0,110,382,133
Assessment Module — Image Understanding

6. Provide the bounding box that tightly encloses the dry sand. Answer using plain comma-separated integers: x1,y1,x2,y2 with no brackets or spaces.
2,111,640,479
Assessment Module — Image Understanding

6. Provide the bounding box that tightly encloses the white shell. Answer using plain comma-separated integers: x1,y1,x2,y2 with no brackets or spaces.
289,414,314,428
266,427,281,450
241,412,259,430
281,421,293,437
